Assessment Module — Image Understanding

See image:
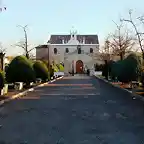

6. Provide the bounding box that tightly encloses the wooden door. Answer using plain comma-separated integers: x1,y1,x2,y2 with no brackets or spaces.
76,60,83,74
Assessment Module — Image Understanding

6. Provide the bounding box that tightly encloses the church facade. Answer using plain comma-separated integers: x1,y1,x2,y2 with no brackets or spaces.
36,30,102,74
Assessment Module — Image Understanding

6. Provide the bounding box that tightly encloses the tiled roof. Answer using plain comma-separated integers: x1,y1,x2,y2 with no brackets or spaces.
49,34,99,44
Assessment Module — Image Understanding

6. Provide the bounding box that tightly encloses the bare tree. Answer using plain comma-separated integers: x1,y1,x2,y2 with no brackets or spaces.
108,20,135,60
99,38,112,62
15,25,35,59
121,10,144,59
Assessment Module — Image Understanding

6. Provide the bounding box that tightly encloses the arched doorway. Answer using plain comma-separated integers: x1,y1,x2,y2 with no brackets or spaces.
76,60,83,74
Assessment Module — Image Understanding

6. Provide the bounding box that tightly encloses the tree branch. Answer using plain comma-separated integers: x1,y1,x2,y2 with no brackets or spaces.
28,47,35,53
121,10,144,53
16,25,30,58
108,20,135,60
0,43,6,53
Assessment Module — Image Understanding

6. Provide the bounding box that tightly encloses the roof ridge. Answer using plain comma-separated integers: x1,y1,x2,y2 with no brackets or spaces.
50,34,98,36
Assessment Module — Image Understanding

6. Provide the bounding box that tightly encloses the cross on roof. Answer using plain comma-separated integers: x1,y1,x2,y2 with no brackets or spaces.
70,26,77,35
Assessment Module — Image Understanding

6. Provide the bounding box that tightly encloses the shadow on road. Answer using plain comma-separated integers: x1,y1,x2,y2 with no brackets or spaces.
0,75,143,144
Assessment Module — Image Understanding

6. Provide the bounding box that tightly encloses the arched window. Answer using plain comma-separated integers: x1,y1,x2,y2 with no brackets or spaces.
65,48,69,53
90,48,93,53
54,48,57,54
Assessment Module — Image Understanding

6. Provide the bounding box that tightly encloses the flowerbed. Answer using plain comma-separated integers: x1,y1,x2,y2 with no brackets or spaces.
99,76,144,97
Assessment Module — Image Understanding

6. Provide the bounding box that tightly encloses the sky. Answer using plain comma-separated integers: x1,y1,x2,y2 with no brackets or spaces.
0,0,144,56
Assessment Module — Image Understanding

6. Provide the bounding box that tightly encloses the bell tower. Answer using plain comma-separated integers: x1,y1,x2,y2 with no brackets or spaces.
70,26,77,40
67,26,79,45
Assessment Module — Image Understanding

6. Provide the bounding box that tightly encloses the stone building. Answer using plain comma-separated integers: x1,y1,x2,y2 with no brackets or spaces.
36,30,102,74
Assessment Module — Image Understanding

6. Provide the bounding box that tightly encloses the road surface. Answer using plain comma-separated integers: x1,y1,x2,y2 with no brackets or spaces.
0,75,144,144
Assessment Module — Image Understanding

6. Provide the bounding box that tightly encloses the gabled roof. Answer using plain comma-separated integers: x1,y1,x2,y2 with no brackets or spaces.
35,45,47,49
49,34,99,44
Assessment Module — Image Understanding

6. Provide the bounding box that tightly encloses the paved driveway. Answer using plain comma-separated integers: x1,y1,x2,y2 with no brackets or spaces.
0,75,144,144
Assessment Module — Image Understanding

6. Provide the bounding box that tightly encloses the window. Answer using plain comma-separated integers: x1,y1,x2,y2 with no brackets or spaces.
78,48,81,54
90,48,93,53
54,48,57,54
77,45,81,54
65,48,69,53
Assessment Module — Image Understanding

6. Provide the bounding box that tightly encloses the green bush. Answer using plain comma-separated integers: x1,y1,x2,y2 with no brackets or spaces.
52,64,59,72
116,54,140,83
4,64,9,73
141,72,144,85
33,60,48,81
0,71,5,89
108,60,116,80
50,65,54,78
6,56,36,83
102,60,109,80
94,64,104,71
58,64,64,72
41,60,48,67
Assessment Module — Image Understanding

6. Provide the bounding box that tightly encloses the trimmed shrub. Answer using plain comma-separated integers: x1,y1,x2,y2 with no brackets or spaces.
141,72,144,85
4,64,9,73
60,62,64,67
33,60,48,81
117,54,140,83
102,60,109,80
52,64,59,72
58,64,64,72
6,56,36,83
41,60,48,67
0,71,5,89
108,60,116,80
94,64,104,71
50,65,54,78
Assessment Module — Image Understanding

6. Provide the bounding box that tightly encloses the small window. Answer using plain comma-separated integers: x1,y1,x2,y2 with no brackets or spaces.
65,48,69,53
77,45,81,54
54,48,57,54
90,48,93,53
78,48,81,54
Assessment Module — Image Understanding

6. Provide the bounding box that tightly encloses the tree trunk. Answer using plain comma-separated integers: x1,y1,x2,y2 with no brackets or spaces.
26,53,29,59
142,53,144,59
104,60,109,80
1,57,4,71
120,53,124,60
0,53,4,71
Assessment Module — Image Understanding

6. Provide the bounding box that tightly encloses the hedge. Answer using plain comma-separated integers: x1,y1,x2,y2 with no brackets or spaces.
58,64,64,72
109,53,140,83
6,56,36,83
0,71,5,89
33,60,48,81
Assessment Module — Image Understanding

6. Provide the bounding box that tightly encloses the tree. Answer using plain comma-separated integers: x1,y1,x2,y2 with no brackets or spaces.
14,25,35,59
100,38,112,79
58,63,64,71
121,10,144,59
51,61,59,72
0,43,6,71
116,54,140,83
33,60,48,82
6,56,35,83
108,60,116,80
49,65,54,79
109,21,135,60
100,39,111,62
0,71,5,89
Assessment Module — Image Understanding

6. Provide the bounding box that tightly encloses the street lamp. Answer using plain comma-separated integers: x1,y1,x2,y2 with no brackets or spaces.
47,40,50,80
